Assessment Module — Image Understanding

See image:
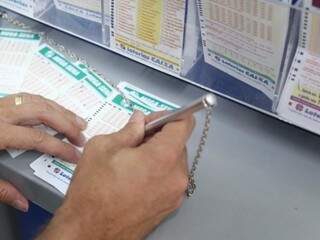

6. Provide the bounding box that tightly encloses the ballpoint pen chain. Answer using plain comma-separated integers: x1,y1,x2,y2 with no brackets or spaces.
186,106,213,197
0,10,214,197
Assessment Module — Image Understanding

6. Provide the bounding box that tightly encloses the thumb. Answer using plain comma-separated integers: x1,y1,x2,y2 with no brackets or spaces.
0,180,29,212
115,111,146,148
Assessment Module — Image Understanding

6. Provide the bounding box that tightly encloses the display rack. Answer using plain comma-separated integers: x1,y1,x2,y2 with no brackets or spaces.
1,0,320,135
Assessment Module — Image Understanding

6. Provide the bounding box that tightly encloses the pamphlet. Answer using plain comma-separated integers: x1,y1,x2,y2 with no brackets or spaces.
0,0,34,17
197,0,292,99
110,0,187,74
53,0,110,24
277,0,320,134
0,28,41,94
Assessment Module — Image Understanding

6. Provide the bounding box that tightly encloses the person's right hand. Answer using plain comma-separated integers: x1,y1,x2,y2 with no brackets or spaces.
38,111,195,240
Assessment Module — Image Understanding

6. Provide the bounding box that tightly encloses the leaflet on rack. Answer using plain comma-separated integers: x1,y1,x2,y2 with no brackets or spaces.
0,0,34,17
53,0,110,24
277,0,320,134
0,28,41,95
197,0,292,99
302,0,320,56
110,0,187,74
30,82,178,194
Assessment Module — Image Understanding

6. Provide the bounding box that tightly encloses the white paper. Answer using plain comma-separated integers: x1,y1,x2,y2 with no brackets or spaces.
197,0,292,99
53,0,110,24
117,81,179,111
110,0,187,74
0,29,41,94
30,81,177,194
301,0,320,56
0,0,34,17
278,48,320,134
277,1,320,134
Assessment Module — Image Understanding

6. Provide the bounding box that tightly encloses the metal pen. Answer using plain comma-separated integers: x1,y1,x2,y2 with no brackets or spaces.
145,93,217,135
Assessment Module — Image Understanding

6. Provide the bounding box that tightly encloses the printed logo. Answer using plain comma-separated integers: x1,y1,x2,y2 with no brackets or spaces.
296,104,304,112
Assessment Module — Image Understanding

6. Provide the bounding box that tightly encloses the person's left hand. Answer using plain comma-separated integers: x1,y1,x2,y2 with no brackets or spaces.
0,93,87,212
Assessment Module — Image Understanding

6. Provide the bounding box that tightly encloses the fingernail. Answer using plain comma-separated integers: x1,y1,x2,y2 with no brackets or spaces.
74,149,82,161
76,116,87,130
129,111,144,123
79,133,87,147
13,200,29,212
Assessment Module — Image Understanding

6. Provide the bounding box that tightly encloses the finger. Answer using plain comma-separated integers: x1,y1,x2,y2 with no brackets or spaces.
25,94,88,131
0,93,41,108
0,124,81,163
44,98,87,130
0,180,29,212
145,111,168,124
105,111,146,149
0,93,87,130
143,115,195,153
1,102,86,147
0,94,21,108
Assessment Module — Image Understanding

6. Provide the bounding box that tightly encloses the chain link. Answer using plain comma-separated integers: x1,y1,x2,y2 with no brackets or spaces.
0,10,214,197
186,106,213,197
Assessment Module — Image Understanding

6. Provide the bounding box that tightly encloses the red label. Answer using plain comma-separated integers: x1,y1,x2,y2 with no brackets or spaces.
313,0,320,8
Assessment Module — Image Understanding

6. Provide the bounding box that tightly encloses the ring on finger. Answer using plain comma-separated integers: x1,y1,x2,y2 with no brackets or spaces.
14,95,23,106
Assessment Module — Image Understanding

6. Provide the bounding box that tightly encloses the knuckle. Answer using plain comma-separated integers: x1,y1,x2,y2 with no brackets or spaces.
173,196,185,210
0,125,13,149
176,175,189,192
0,108,12,122
23,93,37,103
31,129,46,145
0,184,10,202
87,135,108,150
43,102,54,112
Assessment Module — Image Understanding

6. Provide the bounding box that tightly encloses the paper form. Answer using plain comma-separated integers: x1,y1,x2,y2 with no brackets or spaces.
20,45,117,117
277,1,320,134
30,154,75,194
0,29,41,94
53,0,110,24
110,0,187,74
278,48,320,134
0,0,34,17
31,102,132,194
20,45,88,99
302,0,320,56
9,44,118,158
118,82,179,111
197,0,292,99
30,81,178,194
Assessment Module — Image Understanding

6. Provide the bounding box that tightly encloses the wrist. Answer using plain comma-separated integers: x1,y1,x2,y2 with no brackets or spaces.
37,203,84,240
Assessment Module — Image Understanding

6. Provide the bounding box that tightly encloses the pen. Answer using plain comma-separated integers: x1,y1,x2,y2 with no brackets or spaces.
145,93,217,135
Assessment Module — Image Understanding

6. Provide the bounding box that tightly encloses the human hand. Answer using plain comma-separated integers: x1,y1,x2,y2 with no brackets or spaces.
0,93,87,212
38,111,195,240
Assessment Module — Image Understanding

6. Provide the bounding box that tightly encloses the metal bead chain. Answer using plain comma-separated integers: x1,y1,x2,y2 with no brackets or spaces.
0,10,30,29
186,106,214,197
1,10,214,197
